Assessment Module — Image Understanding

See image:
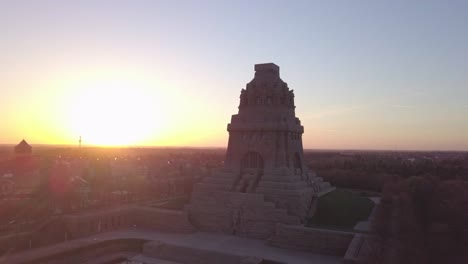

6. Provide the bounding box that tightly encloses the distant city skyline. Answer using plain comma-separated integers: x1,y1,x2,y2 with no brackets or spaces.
1,1,467,150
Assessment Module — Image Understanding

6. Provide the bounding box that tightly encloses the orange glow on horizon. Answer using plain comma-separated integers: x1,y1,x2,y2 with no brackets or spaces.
66,79,165,146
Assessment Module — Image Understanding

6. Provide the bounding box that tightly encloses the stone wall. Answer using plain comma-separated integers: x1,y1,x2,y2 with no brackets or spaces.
0,217,72,254
9,238,286,264
64,207,134,238
187,190,300,239
343,234,373,264
143,241,280,264
144,241,245,264
22,238,147,264
268,224,354,256
128,206,196,233
0,232,32,254
65,206,195,239
0,206,195,257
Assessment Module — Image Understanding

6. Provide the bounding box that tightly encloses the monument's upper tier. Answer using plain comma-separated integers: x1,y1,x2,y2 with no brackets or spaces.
239,63,295,112
231,63,302,134
254,63,280,78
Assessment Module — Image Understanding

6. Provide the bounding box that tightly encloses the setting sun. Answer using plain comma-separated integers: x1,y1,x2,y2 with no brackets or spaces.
67,80,163,146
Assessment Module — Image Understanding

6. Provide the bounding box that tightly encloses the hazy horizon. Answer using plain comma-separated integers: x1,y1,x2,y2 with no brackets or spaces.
1,1,468,151
1,143,466,153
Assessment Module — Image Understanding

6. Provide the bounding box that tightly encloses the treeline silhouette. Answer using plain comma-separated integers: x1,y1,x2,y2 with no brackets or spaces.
305,151,468,263
368,176,468,264
305,151,468,192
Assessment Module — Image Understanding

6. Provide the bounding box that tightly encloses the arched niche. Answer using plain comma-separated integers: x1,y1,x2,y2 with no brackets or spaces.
293,152,302,175
238,151,264,193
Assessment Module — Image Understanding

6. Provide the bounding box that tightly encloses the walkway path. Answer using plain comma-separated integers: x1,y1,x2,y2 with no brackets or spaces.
3,229,342,264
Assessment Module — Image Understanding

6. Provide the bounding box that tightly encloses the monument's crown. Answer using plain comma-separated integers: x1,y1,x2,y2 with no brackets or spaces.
241,63,293,109
254,63,280,78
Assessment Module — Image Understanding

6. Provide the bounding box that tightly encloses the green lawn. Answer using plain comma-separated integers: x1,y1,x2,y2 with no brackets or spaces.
307,189,374,229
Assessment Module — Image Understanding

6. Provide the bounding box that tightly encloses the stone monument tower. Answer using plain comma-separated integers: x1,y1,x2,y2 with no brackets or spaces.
226,63,305,178
187,63,331,238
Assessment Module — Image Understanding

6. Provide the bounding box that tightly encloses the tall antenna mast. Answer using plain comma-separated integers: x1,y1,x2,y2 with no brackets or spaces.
79,136,82,149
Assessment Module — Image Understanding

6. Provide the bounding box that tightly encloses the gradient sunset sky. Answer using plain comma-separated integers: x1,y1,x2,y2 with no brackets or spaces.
1,0,467,150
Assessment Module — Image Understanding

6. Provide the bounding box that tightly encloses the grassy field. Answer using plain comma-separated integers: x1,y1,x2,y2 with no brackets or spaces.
307,189,374,229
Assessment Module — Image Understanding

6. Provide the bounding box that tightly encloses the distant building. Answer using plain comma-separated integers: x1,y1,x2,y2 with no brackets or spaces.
0,177,15,195
14,139,32,157
0,140,40,195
